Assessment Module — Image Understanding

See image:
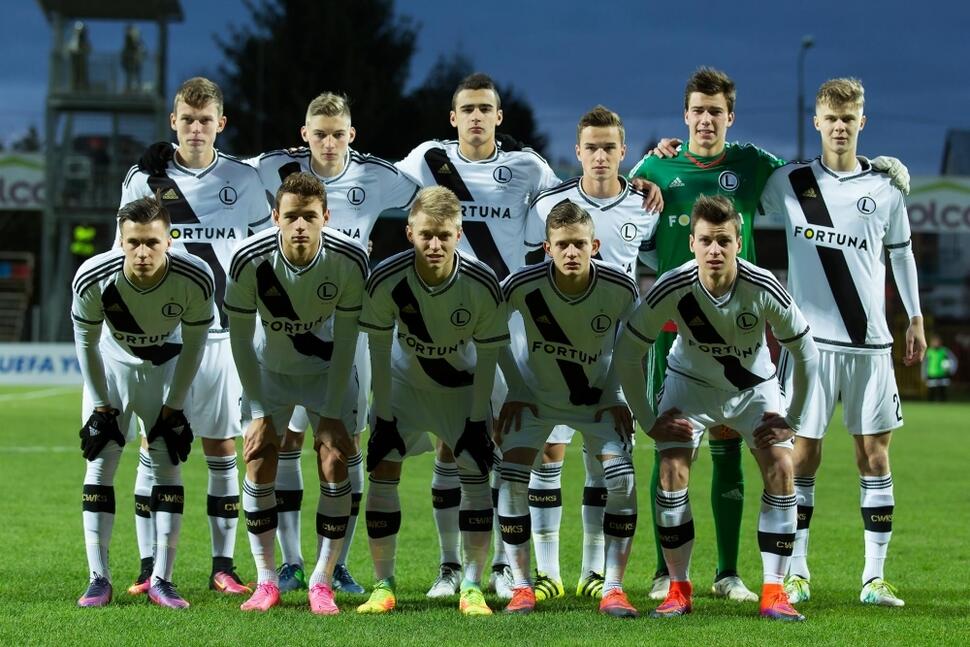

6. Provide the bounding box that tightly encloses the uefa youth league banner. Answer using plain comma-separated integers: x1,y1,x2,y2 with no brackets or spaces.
0,343,81,385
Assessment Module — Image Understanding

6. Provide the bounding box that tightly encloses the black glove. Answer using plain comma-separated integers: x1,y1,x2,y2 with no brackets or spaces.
147,409,194,465
137,141,175,177
496,133,526,152
79,409,125,461
366,416,406,472
453,418,495,476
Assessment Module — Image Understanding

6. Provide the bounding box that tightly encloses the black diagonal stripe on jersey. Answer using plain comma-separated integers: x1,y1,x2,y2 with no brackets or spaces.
389,277,473,387
255,261,333,362
676,292,765,390
423,147,510,280
148,176,229,329
101,283,181,365
523,288,603,406
789,166,867,344
277,161,303,183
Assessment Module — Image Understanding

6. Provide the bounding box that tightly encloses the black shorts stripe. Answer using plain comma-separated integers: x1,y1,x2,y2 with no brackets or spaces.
789,166,868,345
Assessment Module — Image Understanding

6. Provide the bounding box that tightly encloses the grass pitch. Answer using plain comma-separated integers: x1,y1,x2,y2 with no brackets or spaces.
0,386,967,646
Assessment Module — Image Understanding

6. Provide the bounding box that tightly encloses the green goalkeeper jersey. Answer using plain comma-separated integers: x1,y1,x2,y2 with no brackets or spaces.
628,142,785,272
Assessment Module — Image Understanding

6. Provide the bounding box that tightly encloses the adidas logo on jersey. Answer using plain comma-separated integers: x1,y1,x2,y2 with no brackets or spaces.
263,286,281,297
801,188,818,199
438,164,451,174
160,188,179,200
401,304,417,314
667,177,685,189
105,303,124,312
535,315,551,325
687,316,705,327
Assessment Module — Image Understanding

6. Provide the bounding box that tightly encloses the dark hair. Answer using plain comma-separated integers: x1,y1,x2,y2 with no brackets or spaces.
545,199,594,239
275,171,327,210
452,72,501,109
117,195,170,228
690,194,741,236
684,67,736,113
576,105,625,144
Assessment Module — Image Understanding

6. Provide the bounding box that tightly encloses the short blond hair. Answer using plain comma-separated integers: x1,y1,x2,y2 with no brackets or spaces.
173,77,223,115
816,77,865,110
576,105,625,144
408,186,461,227
305,92,352,122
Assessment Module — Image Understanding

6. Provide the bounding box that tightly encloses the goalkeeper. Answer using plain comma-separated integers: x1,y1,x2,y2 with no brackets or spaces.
72,195,213,609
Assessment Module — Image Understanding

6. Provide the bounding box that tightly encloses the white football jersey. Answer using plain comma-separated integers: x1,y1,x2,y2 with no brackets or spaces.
223,227,368,376
72,247,215,366
623,258,810,392
249,147,418,247
525,176,659,277
395,140,560,280
760,158,912,354
120,151,272,333
502,259,638,410
360,249,510,391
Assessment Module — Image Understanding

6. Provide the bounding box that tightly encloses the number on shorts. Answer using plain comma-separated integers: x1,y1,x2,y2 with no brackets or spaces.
892,393,902,422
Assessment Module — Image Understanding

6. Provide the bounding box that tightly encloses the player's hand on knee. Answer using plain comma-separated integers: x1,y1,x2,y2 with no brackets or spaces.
366,416,406,472
496,401,537,442
454,418,496,476
314,417,355,460
147,406,194,465
647,407,694,442
79,407,124,461
596,404,634,440
752,411,794,448
137,141,174,177
242,417,279,462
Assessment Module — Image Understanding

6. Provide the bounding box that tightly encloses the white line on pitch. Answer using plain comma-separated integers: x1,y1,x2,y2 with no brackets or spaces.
0,386,78,402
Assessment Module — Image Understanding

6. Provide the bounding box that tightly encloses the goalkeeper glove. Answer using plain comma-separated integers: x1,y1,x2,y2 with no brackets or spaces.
865,155,910,195
496,133,526,152
452,418,495,476
137,141,175,177
147,409,194,465
366,416,406,472
79,408,124,461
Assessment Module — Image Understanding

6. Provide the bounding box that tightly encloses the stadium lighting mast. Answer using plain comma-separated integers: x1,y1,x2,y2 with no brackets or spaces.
796,34,815,161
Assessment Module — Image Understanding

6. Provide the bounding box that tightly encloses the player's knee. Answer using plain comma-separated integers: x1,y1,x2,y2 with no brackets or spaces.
761,457,794,494
83,441,123,484
603,459,636,511
281,428,305,451
857,449,890,476
436,441,455,462
658,458,690,491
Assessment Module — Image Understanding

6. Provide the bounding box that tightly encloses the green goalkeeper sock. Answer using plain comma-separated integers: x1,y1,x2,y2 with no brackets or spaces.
710,437,744,578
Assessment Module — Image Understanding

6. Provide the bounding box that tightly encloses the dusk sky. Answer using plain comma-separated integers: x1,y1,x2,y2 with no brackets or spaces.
3,0,968,174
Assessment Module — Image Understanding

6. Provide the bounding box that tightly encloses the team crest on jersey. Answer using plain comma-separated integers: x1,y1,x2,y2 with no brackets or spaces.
451,308,471,327
591,314,612,334
317,282,338,301
161,303,184,318
620,223,638,241
736,312,758,331
857,196,876,216
219,186,238,205
718,170,739,191
347,187,366,205
492,166,512,184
